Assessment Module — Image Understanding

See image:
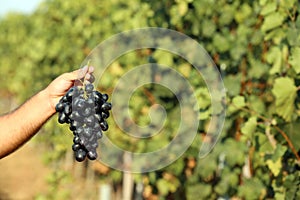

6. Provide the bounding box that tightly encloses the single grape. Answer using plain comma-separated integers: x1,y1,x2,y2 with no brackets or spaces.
75,99,86,110
81,107,92,117
87,97,95,105
73,136,81,144
66,87,75,101
83,127,93,138
95,130,103,139
72,143,81,151
61,95,68,103
64,104,72,115
69,111,82,121
75,149,87,162
94,113,102,123
87,151,97,160
85,83,94,93
101,111,110,119
55,102,64,112
58,112,67,124
102,94,109,101
100,121,109,131
84,115,95,127
101,102,112,111
74,126,84,135
91,142,99,148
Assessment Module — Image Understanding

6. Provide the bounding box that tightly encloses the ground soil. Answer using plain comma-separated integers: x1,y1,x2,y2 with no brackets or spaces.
0,141,50,200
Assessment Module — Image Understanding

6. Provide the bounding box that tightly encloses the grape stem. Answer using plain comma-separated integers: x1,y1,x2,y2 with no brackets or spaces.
82,59,91,99
83,59,91,85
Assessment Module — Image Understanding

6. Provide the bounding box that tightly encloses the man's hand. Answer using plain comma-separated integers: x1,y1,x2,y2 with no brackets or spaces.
45,66,95,111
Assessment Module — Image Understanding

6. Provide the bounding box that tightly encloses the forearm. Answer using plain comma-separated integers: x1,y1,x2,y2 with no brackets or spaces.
0,89,56,158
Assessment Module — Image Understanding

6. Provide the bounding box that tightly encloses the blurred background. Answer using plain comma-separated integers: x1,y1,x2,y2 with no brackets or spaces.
0,0,299,199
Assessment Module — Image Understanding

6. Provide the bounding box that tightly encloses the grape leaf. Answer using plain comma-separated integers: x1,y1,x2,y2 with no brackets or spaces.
241,117,257,138
271,77,297,122
266,158,282,177
261,12,285,32
232,95,246,109
260,2,277,16
288,47,300,74
266,46,282,75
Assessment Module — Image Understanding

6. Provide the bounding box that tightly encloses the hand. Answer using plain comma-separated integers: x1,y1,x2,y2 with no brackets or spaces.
45,66,95,111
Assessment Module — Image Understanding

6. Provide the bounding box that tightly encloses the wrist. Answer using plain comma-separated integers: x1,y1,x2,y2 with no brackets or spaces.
39,88,57,116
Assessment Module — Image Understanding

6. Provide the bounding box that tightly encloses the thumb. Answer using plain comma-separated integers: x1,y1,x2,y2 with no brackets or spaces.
62,66,91,81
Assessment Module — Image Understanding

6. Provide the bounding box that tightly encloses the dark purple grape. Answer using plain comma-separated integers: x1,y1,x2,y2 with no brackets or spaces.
91,142,99,148
79,136,87,146
84,115,95,127
81,107,92,117
66,87,75,101
93,91,104,104
100,121,109,131
83,127,93,138
85,83,94,93
101,111,110,119
94,113,102,123
87,151,98,160
75,99,86,110
61,95,68,103
102,94,109,101
95,131,103,139
86,97,95,106
101,102,112,111
55,102,64,112
75,149,87,162
64,104,72,115
88,74,95,83
72,143,81,151
73,136,81,144
58,112,67,124
74,126,84,135
69,111,81,121
73,120,83,128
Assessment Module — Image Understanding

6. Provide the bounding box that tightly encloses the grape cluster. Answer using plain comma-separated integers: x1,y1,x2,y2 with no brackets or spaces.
55,83,111,162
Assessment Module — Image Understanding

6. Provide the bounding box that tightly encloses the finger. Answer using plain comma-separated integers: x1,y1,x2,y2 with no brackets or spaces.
77,65,89,79
61,70,80,81
88,66,95,73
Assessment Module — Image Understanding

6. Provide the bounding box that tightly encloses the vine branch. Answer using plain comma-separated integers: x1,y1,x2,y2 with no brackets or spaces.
236,106,300,162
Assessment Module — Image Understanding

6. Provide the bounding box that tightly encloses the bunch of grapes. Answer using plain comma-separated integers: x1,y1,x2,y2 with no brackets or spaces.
55,83,111,162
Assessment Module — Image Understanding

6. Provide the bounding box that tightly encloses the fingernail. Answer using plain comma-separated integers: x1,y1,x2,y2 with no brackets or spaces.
82,65,88,71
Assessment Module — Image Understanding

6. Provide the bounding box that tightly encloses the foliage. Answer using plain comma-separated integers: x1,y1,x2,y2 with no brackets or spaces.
0,0,300,199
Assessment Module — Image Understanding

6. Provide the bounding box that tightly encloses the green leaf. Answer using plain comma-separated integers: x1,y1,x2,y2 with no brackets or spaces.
157,179,169,196
266,46,282,75
186,184,212,200
202,19,216,37
241,117,257,138
260,2,277,16
224,74,242,97
288,47,300,74
261,12,285,32
213,33,230,53
266,158,282,176
238,178,266,199
287,28,300,46
234,3,252,23
271,77,297,122
272,144,287,161
232,95,246,109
